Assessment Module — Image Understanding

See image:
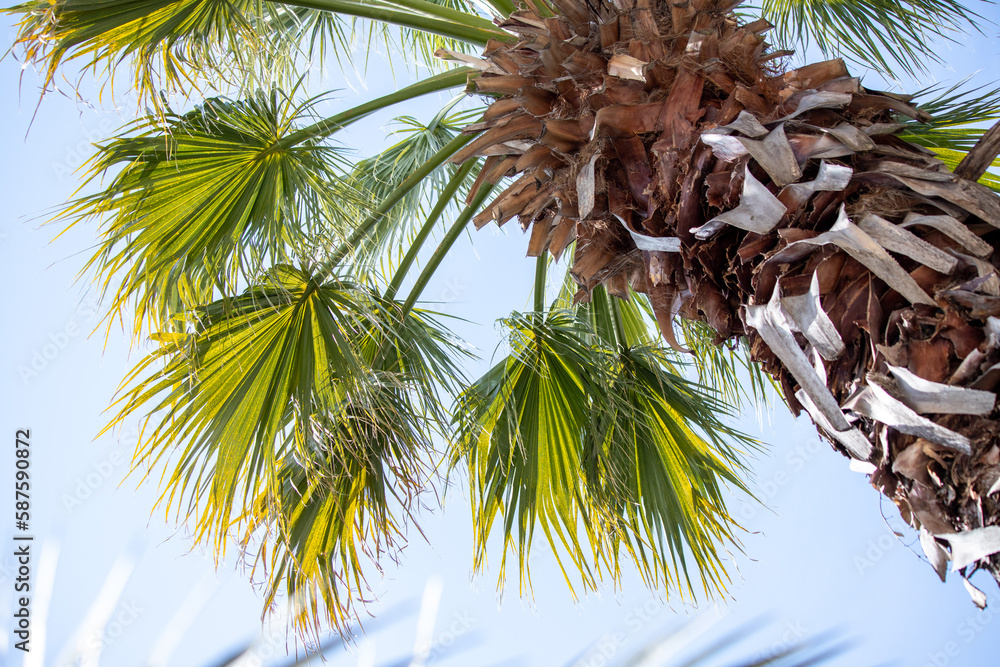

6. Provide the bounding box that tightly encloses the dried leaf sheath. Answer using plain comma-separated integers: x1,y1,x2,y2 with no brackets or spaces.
458,0,1000,595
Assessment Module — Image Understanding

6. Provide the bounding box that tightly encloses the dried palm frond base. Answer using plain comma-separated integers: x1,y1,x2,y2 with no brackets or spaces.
449,0,1000,603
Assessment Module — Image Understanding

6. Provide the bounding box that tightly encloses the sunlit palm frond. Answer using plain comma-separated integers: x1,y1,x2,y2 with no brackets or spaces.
9,0,290,105
454,311,604,594
585,344,755,597
901,80,1000,192
346,103,483,269
107,262,470,635
758,0,989,78
6,0,505,106
247,383,431,638
244,298,472,638
452,310,755,599
680,319,777,412
61,88,356,332
108,266,378,545
253,297,470,639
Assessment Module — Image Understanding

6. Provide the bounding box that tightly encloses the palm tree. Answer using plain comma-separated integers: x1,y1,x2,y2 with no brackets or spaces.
7,0,1000,636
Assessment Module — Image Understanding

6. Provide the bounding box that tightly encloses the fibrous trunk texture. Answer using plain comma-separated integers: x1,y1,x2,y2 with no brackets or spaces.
449,0,1000,602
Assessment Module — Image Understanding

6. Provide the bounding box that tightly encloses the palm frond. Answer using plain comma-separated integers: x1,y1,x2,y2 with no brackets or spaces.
453,310,756,599
7,0,505,106
909,80,1000,130
758,0,990,78
902,80,1000,191
246,379,430,639
584,344,755,596
110,267,377,545
458,311,603,595
680,319,777,412
346,103,484,269
61,88,357,333
9,0,301,105
107,263,470,635
606,286,774,412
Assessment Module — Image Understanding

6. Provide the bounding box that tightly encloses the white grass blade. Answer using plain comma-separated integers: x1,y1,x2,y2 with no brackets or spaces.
53,542,140,667
627,612,723,666
146,573,220,667
409,576,444,666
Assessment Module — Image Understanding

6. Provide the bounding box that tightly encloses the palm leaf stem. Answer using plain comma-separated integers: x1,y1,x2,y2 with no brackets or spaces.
276,67,474,149
607,296,627,349
384,159,478,300
317,132,476,277
298,0,504,33
289,0,508,45
487,0,517,17
401,182,496,314
533,253,547,313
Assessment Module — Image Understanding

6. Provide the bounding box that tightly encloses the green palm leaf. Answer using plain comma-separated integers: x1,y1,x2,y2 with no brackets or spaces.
759,0,989,78
7,0,505,105
900,81,1000,192
107,262,469,634
9,0,292,103
456,311,602,594
586,344,753,595
62,88,356,331
345,103,483,269
111,266,376,538
247,378,431,637
453,310,754,599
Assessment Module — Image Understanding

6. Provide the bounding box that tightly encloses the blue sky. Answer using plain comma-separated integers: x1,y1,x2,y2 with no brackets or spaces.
2,6,1000,667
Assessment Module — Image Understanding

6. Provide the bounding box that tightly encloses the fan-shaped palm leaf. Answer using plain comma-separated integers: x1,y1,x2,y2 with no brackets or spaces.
10,0,291,103
6,0,506,105
759,0,989,78
107,259,470,634
453,309,754,599
61,69,477,333
346,102,483,269
585,344,753,595
63,88,361,331
247,384,431,637
110,266,378,540
899,80,1000,191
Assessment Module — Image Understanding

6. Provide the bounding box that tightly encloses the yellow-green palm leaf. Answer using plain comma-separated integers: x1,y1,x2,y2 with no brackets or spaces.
63,89,354,331
454,310,755,600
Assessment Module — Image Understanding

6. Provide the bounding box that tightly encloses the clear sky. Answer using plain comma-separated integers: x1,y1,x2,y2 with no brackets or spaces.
2,6,1000,667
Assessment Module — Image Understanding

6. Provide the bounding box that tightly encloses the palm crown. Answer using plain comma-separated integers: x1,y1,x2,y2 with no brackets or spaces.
7,0,1000,638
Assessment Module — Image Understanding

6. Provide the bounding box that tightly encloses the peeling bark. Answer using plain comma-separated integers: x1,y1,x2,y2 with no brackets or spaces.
457,0,1000,600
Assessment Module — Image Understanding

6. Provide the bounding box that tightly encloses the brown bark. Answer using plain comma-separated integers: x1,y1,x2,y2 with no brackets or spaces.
956,119,1000,182
456,0,1000,602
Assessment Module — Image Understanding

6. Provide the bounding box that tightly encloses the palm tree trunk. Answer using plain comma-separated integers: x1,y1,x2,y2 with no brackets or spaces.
458,0,1000,598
